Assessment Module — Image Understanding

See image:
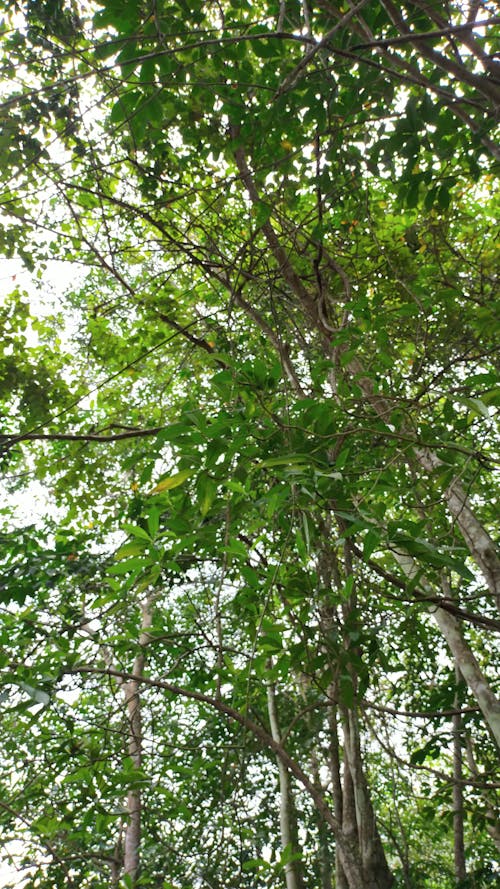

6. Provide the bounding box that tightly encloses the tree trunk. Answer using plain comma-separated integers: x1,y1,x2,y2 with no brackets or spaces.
311,750,334,889
122,598,154,886
266,666,304,889
432,607,500,748
328,698,349,889
302,671,333,889
343,710,394,889
393,550,500,748
452,665,466,884
415,447,500,607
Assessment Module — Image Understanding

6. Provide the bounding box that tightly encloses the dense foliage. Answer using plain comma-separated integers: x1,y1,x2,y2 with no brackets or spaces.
0,1,499,887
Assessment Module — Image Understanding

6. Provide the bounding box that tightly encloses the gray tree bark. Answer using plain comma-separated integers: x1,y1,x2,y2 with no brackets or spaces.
343,709,394,889
453,664,466,884
394,550,500,748
266,666,304,889
123,598,153,886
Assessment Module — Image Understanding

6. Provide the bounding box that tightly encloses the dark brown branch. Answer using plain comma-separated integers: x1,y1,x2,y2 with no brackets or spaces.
0,428,164,444
351,17,500,51
380,0,500,107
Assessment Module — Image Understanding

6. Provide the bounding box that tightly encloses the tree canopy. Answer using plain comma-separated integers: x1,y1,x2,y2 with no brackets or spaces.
0,1,499,888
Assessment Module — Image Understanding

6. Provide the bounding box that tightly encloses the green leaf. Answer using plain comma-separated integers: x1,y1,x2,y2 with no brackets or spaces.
256,454,310,469
436,184,450,210
252,201,273,228
122,523,152,541
339,673,355,708
223,538,248,560
20,683,51,707
392,534,473,580
342,575,355,599
197,474,217,517
115,541,147,560
248,29,280,58
147,508,160,538
150,469,194,494
108,557,147,576
363,529,380,560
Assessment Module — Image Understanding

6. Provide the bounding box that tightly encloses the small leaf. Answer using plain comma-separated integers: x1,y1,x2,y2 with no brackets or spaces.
242,858,269,873
342,575,355,599
122,523,151,541
436,184,450,210
257,454,310,469
197,475,217,517
224,538,248,560
363,529,380,560
115,541,146,560
252,201,273,228
108,557,147,576
135,566,162,593
150,469,194,494
147,509,160,538
20,683,50,706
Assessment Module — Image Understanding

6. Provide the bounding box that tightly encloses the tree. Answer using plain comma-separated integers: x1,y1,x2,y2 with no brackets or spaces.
0,1,498,887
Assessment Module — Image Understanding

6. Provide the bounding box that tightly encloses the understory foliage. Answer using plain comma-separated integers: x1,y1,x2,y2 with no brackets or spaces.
0,1,499,887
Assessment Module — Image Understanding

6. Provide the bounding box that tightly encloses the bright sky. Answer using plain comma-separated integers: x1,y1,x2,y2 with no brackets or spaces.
1,256,85,524
1,259,77,886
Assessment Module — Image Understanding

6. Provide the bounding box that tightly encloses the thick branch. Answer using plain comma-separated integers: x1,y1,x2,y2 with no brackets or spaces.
393,551,500,748
351,16,500,52
0,428,164,444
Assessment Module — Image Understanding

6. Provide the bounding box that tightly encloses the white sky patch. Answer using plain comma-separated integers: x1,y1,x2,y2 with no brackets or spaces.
1,255,86,527
0,844,33,889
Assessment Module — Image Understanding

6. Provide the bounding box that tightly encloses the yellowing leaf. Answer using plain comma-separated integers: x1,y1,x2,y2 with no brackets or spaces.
150,469,193,495
281,140,293,151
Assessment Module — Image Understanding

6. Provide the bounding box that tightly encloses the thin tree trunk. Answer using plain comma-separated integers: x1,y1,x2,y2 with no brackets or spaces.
310,749,333,889
123,598,154,886
110,827,123,886
453,664,466,884
339,564,393,889
343,710,394,889
387,759,413,889
266,665,304,889
299,670,333,889
431,607,500,749
328,697,348,889
415,447,500,607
